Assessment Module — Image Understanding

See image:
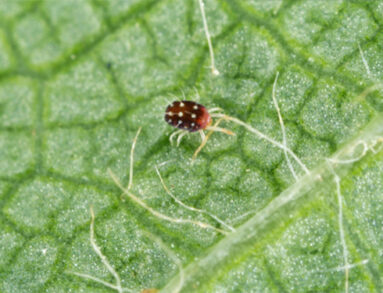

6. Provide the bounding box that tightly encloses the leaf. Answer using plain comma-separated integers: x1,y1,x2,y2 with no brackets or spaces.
0,0,383,292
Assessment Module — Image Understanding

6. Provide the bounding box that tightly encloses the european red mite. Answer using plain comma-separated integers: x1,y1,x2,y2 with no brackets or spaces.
164,100,234,159
164,100,211,132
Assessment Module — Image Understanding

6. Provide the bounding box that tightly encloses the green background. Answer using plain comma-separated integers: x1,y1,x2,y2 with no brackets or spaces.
0,0,383,292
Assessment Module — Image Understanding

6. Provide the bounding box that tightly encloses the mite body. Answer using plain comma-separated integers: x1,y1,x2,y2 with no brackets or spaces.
164,100,211,132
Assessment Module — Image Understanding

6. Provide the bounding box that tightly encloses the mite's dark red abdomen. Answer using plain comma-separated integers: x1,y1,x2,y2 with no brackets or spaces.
164,100,211,132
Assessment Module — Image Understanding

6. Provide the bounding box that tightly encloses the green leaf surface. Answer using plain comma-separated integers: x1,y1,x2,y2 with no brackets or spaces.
0,0,383,292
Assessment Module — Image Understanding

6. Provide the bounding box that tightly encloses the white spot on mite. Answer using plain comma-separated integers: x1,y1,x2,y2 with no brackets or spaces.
180,102,185,107
178,112,183,117
193,105,198,110
168,111,173,116
191,114,197,119
191,122,195,127
168,119,172,123
178,120,182,124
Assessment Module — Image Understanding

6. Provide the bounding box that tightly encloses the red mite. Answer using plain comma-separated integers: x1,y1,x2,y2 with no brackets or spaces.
164,101,212,132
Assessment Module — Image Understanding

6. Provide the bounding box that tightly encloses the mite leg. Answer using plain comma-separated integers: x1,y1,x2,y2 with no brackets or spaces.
192,118,236,161
176,131,188,147
208,107,224,113
192,129,209,161
199,130,206,142
169,129,183,145
205,126,234,136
